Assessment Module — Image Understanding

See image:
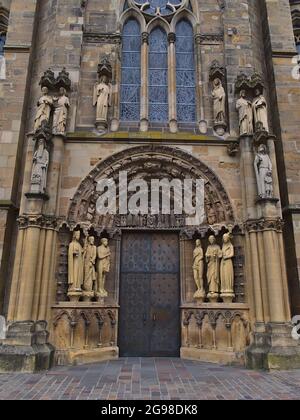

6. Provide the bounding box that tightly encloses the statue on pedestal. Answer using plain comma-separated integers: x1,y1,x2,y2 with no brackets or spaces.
83,236,97,300
236,90,253,136
193,240,205,303
93,75,111,129
254,144,273,199
34,87,53,132
53,87,70,135
96,238,111,300
206,235,221,303
68,231,84,301
252,88,269,133
220,233,235,303
30,138,49,195
212,78,227,135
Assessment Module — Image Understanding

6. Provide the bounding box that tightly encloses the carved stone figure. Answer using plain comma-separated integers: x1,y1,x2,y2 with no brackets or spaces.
236,90,253,136
83,236,97,299
220,233,235,303
96,238,111,299
193,240,205,302
212,78,226,125
252,88,269,133
207,204,217,225
93,75,111,128
53,87,70,135
206,235,222,302
68,231,84,298
30,138,49,194
34,87,53,132
254,144,273,199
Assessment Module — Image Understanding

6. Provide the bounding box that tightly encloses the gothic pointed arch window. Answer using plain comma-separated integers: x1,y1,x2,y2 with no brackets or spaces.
119,1,197,130
149,27,169,123
176,19,196,123
120,18,141,122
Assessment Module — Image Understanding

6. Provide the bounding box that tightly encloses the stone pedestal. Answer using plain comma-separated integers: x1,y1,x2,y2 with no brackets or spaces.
246,322,300,370
0,321,54,373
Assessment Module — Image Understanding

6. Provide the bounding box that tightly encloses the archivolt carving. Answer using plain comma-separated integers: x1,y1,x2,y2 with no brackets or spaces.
68,145,235,230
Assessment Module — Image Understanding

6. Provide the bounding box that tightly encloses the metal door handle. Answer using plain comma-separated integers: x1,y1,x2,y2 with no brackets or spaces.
143,313,147,326
153,313,156,323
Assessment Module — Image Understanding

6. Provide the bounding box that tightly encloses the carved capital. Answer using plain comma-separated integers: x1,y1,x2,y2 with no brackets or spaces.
244,218,284,233
141,32,149,44
168,32,176,44
17,215,59,230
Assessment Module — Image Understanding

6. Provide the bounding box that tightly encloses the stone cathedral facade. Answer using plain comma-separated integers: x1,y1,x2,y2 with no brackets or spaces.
0,0,300,372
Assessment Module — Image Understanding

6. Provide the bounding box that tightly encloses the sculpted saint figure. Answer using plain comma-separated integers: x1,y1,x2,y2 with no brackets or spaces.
31,138,49,194
254,144,273,198
34,87,53,132
206,235,222,302
53,87,70,135
83,236,97,295
252,88,269,133
68,231,84,293
93,75,111,124
96,238,111,299
220,233,235,303
236,90,253,136
212,78,226,124
193,240,205,301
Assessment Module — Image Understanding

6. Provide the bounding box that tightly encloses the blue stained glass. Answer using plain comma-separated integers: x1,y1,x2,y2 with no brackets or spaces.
0,34,6,56
120,19,141,122
176,20,196,123
149,28,169,123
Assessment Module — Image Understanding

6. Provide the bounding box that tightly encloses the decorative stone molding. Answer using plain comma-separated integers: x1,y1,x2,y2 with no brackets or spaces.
235,71,264,94
17,215,59,230
244,218,284,233
39,68,72,92
67,145,235,229
83,31,122,44
195,33,224,45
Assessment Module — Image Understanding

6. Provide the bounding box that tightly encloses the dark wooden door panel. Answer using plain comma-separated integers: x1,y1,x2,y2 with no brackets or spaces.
119,232,180,357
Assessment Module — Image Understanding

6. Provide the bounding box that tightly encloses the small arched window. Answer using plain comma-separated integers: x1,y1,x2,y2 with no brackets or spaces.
149,27,168,123
120,19,141,122
176,19,196,123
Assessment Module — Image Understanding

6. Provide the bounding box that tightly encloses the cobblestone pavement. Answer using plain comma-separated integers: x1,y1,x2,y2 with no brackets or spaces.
0,358,300,400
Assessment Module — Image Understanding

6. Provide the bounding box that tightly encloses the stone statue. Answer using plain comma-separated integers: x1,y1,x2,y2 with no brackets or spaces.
220,233,235,303
96,238,111,299
193,240,205,302
93,75,111,127
236,90,253,136
207,204,217,225
53,87,70,135
206,235,222,302
83,236,97,298
34,87,53,132
212,78,226,125
252,88,269,133
30,138,49,194
68,231,84,295
254,144,273,199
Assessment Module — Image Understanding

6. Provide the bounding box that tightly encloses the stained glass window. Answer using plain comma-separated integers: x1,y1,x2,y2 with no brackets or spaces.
176,20,196,123
120,19,141,122
149,27,169,123
0,34,6,56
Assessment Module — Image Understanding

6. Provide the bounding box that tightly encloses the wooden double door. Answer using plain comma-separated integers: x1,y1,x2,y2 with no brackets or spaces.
119,232,180,357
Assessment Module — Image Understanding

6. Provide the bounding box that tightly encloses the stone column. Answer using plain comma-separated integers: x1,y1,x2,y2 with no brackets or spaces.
140,32,149,132
168,32,177,134
195,34,207,134
111,37,122,132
